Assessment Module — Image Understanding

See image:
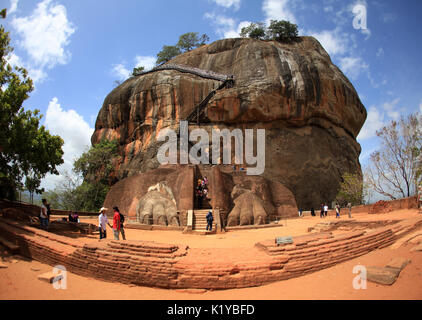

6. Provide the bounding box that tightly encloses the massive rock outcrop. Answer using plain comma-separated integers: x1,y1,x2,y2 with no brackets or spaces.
93,37,366,210
103,164,298,224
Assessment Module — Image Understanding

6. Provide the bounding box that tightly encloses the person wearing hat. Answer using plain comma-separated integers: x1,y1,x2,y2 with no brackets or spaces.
99,207,112,239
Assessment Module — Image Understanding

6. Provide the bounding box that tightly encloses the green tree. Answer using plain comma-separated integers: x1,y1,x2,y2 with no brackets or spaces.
240,22,267,40
176,32,209,52
335,172,368,206
132,66,145,76
267,20,299,42
72,139,120,211
156,45,181,65
42,171,82,211
24,171,44,204
43,139,120,212
0,25,64,200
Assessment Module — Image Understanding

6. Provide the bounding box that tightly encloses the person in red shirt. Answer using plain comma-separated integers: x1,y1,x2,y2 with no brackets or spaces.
112,207,121,240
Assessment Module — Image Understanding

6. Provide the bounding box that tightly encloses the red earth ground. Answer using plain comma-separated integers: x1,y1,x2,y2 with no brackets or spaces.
1,209,422,300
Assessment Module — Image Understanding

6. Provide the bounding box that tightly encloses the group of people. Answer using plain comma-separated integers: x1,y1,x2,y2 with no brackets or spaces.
319,203,352,218
98,206,126,240
196,177,209,209
68,212,79,223
298,203,353,218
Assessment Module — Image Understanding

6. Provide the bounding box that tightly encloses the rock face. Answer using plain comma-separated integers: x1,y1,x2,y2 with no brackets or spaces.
93,37,366,209
103,164,298,224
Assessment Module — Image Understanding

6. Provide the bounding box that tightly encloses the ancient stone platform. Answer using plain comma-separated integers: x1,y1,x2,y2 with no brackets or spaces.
1,215,421,290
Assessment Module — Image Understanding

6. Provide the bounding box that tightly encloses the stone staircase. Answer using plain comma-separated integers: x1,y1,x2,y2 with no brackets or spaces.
193,209,216,234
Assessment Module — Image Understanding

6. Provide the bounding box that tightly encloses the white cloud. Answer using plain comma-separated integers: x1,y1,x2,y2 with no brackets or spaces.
9,0,19,14
262,0,296,25
112,55,156,81
358,98,408,141
211,0,241,11
112,63,131,81
134,56,156,71
5,52,22,67
6,52,48,83
11,0,75,71
204,12,250,38
339,56,369,80
376,47,384,58
42,97,94,190
382,98,401,120
357,106,385,140
309,29,348,56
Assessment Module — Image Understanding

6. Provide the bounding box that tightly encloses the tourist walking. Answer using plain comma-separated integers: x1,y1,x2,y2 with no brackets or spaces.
99,207,112,239
298,208,303,217
335,204,340,218
324,204,328,217
40,199,49,229
113,206,126,240
320,204,324,218
112,207,121,240
206,210,213,231
347,202,352,218
311,207,315,217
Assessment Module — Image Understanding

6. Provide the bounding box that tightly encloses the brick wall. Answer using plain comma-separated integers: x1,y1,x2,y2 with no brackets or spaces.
1,214,421,290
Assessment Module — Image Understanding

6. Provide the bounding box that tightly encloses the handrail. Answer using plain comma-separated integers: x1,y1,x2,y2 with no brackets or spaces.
133,63,235,82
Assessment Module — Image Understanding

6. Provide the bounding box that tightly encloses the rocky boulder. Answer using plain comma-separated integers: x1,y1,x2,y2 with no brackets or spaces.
103,164,298,226
93,37,366,209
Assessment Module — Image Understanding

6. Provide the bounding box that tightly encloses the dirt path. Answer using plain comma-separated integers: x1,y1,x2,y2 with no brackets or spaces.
1,210,422,300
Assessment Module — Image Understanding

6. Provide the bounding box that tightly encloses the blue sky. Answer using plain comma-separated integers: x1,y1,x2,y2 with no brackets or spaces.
1,0,421,191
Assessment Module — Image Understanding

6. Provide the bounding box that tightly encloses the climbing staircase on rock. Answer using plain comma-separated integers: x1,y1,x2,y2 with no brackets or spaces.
193,209,216,234
133,63,235,125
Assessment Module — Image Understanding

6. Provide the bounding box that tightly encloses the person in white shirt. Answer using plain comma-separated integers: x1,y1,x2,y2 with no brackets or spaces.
323,204,329,217
98,207,112,239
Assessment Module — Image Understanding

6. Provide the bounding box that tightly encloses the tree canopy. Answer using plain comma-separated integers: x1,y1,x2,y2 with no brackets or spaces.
155,32,209,65
267,20,299,42
365,113,422,200
240,22,267,40
44,139,120,211
132,66,145,76
335,172,368,206
156,45,182,65
0,25,64,200
176,32,209,52
240,20,299,42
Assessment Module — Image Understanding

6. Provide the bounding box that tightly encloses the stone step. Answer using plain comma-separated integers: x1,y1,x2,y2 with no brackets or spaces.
38,272,64,284
0,236,20,253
